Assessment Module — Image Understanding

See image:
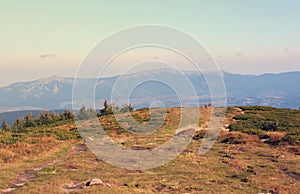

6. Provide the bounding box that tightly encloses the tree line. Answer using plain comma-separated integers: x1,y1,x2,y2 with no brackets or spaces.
1,100,134,132
1,110,74,132
100,100,133,115
76,100,133,119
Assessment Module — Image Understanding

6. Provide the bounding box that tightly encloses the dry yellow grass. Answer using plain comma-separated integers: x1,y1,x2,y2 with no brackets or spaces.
0,137,63,164
0,107,299,193
219,131,260,144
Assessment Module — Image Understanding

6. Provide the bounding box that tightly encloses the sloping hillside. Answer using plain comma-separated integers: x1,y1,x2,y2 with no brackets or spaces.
0,106,299,193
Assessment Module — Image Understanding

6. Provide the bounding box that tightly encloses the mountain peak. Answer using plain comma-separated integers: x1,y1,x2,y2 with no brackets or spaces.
38,75,68,83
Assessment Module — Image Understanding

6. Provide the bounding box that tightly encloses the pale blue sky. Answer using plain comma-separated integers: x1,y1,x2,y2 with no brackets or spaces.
0,0,299,86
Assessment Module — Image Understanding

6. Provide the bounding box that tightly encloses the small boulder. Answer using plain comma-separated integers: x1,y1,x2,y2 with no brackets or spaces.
85,179,105,187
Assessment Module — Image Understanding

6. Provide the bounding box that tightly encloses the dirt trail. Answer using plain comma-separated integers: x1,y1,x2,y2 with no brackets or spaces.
1,144,86,193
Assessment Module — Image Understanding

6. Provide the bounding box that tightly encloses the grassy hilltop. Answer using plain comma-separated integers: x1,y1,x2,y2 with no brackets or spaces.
0,106,299,193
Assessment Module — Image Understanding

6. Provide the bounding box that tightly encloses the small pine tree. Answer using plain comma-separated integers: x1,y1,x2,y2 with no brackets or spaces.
88,107,97,118
38,111,54,125
120,104,133,113
77,105,89,120
63,110,74,120
25,112,35,127
2,120,11,131
12,117,25,133
17,117,24,127
38,112,46,125
100,100,113,115
46,112,53,123
104,100,109,113
51,112,59,121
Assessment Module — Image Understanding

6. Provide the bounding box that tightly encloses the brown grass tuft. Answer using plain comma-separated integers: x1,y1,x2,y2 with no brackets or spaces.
219,131,260,144
0,137,61,164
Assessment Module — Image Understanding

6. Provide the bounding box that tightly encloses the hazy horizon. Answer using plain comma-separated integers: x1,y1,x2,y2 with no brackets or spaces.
1,1,300,86
1,68,300,88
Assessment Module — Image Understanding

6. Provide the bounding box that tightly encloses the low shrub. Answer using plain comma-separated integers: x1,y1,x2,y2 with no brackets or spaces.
220,132,260,144
228,106,300,145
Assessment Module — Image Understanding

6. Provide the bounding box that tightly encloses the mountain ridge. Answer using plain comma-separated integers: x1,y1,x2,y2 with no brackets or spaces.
4,69,300,88
0,69,299,112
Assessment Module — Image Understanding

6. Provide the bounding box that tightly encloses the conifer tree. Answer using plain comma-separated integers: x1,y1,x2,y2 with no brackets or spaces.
25,112,35,127
100,100,113,115
2,120,11,131
63,110,74,120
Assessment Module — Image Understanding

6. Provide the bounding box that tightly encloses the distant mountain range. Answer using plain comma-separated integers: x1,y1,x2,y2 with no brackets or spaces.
0,69,299,114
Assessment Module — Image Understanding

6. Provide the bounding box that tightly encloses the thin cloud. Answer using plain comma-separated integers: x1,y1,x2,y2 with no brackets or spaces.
284,48,288,52
39,53,56,59
235,52,242,57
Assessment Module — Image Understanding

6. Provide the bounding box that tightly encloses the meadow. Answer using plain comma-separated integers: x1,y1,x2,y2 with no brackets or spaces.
0,106,299,193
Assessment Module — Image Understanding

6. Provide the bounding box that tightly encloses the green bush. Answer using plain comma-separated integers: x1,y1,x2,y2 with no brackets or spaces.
228,106,300,145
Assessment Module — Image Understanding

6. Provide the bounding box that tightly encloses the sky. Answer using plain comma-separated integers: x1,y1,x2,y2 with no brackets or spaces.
0,0,299,86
